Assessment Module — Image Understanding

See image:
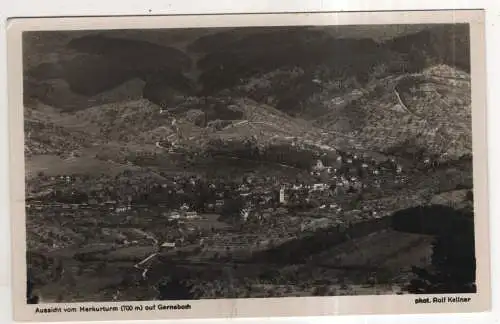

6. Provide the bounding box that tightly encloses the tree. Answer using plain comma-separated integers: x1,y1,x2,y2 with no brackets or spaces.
27,276,39,304
407,225,476,294
391,205,476,294
466,190,474,202
312,285,329,296
219,197,245,223
26,270,40,304
157,275,194,300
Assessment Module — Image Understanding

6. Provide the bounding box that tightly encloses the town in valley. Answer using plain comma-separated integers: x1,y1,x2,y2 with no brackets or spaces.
24,24,476,303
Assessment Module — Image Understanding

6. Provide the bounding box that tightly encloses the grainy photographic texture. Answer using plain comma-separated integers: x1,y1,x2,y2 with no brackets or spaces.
8,10,490,322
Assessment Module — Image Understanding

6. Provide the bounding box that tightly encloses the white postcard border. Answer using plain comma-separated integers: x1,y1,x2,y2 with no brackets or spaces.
6,9,490,322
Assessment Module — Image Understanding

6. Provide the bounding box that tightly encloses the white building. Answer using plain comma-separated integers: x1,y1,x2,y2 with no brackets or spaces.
312,183,329,191
115,206,131,213
185,211,199,219
238,184,250,192
279,186,288,204
240,208,250,222
168,212,181,220
313,159,325,171
334,156,343,169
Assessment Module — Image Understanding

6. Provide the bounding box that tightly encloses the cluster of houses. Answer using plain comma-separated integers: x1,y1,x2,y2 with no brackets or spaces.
28,149,421,242
165,204,201,220
216,153,413,236
201,233,264,252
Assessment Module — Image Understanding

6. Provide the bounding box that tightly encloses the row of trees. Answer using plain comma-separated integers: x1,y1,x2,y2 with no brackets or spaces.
392,205,476,294
407,223,476,293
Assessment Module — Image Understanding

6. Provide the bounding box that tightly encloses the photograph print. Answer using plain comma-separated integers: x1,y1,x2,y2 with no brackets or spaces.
11,11,489,318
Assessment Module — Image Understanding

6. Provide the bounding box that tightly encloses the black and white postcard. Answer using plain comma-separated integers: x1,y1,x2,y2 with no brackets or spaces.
7,9,490,322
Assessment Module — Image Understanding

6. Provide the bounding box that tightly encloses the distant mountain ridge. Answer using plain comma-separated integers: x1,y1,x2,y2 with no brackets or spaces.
23,24,472,169
24,24,470,111
384,24,470,73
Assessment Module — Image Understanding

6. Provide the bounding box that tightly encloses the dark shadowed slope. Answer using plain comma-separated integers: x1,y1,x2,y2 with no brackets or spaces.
67,35,192,71
23,25,472,164
24,77,147,112
384,24,470,73
391,205,473,236
24,34,195,111
195,31,407,94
